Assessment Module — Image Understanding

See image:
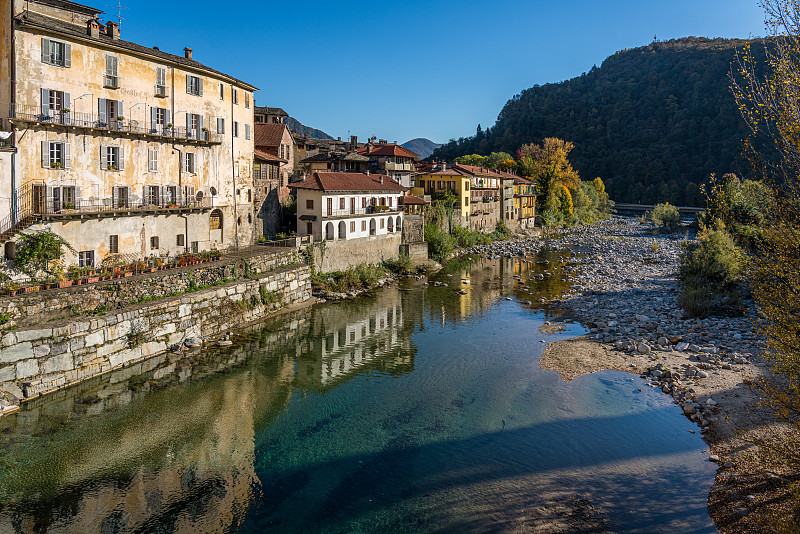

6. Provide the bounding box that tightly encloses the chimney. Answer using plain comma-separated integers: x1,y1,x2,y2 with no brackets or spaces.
184,47,193,60
379,175,383,184
379,139,387,145
337,136,341,141
106,21,119,40
153,46,159,51
350,135,357,150
87,18,100,38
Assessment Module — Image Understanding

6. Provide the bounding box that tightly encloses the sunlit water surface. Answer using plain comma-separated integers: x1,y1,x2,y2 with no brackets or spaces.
0,254,716,533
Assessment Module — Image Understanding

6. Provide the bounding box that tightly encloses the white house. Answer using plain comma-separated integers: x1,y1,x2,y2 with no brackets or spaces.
290,172,406,242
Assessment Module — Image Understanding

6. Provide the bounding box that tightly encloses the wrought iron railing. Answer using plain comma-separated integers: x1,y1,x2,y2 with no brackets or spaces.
6,103,223,143
321,206,403,218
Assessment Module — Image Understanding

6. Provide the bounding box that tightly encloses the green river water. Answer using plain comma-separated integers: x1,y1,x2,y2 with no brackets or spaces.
0,253,716,533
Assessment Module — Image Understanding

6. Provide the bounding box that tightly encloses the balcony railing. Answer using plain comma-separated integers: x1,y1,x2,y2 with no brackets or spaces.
104,74,120,88
154,84,167,98
6,104,223,144
37,197,213,217
322,206,402,218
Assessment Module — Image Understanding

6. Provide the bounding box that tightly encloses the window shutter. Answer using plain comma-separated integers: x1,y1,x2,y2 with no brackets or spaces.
125,187,131,207
63,92,70,112
165,109,171,126
118,146,125,170
246,124,250,140
159,186,166,206
74,186,81,208
185,113,191,136
117,100,124,119
98,98,107,124
112,187,119,208
64,143,71,169
150,107,157,131
64,43,71,68
186,75,191,94
100,145,107,170
41,38,50,63
198,78,203,96
41,141,50,168
181,153,187,174
198,115,203,133
40,88,50,117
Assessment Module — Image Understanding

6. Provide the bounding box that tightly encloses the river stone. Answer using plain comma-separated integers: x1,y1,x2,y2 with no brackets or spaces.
688,344,701,352
696,370,709,378
635,314,649,322
657,337,669,347
683,403,697,415
709,454,720,463
675,342,689,351
637,343,651,354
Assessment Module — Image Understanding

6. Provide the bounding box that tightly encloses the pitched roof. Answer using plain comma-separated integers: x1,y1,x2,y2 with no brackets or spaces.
412,165,472,178
16,12,257,90
453,164,503,178
289,172,407,193
254,106,288,117
254,123,289,148
32,0,103,16
402,195,426,205
514,176,535,185
358,144,419,158
254,149,286,163
301,151,370,163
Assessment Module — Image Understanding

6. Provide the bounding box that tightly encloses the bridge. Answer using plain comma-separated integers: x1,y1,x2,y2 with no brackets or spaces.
613,203,705,215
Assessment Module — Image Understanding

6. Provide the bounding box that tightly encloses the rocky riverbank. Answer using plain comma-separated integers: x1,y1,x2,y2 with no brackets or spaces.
468,217,793,533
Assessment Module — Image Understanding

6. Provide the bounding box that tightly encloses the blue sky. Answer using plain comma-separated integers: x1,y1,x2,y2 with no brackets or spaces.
112,0,765,144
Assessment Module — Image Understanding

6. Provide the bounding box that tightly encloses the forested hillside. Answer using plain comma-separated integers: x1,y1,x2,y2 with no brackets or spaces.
432,37,768,205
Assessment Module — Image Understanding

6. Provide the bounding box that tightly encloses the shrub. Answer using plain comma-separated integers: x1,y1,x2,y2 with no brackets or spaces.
425,226,456,261
649,202,681,231
14,231,76,276
384,253,412,274
679,226,745,287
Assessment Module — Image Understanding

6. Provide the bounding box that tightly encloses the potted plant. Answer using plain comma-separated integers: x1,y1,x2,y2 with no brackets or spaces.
107,163,117,171
51,161,63,169
6,282,20,296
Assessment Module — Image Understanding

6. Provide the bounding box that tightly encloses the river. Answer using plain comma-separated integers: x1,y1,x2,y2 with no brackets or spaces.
0,253,716,533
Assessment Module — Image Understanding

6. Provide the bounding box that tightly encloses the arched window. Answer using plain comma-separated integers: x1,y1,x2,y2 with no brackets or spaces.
210,209,223,230
396,216,402,231
326,222,334,240
387,217,394,232
338,221,346,239
369,218,376,236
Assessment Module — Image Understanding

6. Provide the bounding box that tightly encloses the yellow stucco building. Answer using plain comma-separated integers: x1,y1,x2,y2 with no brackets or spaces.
0,0,257,266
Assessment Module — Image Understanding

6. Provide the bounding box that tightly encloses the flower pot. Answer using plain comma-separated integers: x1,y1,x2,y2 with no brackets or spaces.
87,276,100,283
25,285,40,293
124,272,133,277
58,280,73,288
8,289,20,296
149,267,157,273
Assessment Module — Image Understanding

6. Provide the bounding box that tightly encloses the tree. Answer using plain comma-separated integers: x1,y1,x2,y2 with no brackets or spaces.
730,2,800,524
517,138,580,215
14,230,76,276
484,151,513,170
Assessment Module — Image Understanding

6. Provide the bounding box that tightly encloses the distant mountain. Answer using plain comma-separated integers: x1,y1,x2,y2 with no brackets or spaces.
432,37,768,206
402,138,442,159
287,117,334,140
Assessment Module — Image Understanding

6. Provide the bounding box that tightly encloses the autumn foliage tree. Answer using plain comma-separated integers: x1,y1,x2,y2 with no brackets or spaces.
730,0,800,521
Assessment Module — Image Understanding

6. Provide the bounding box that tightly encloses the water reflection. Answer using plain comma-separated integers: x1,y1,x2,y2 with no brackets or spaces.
0,252,714,533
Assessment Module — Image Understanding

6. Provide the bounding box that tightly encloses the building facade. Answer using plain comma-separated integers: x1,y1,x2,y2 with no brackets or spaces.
290,172,405,242
0,0,256,265
254,123,294,199
358,142,418,187
514,176,537,226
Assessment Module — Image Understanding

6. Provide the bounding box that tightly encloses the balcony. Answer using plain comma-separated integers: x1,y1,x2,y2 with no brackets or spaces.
6,104,223,145
104,75,120,89
154,84,167,98
322,206,402,219
384,162,413,172
38,196,213,222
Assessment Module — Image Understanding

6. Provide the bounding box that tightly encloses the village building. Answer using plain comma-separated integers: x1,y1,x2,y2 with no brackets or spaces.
299,151,370,176
514,176,537,227
294,135,361,177
254,123,295,199
0,0,256,265
357,141,418,187
253,149,287,238
253,105,287,124
290,172,405,242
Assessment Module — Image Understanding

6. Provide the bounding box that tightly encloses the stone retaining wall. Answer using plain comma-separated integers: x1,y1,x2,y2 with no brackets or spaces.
0,264,311,400
313,234,401,273
0,249,299,325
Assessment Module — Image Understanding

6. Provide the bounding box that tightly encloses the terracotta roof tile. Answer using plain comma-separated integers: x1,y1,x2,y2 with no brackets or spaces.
402,195,426,205
289,172,407,193
254,149,286,163
254,123,288,148
358,144,419,158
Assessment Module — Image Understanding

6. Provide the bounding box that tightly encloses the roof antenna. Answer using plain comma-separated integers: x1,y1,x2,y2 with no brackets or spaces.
106,0,127,28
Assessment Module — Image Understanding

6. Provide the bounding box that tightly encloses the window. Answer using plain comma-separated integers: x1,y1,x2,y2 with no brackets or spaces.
326,198,332,216
41,38,70,67
217,118,225,134
186,112,203,138
183,152,196,174
191,241,199,253
210,209,223,230
186,75,203,96
98,99,122,125
176,234,185,247
104,55,119,88
148,148,158,172
40,89,68,118
219,83,224,99
339,197,345,210
101,146,124,170
109,235,119,254
150,236,159,250
146,185,160,206
165,185,178,204
350,221,355,232
362,197,367,208
232,89,238,105
361,220,366,231
150,107,170,134
380,218,385,229
280,144,284,159
41,141,70,169
306,199,313,209
233,122,239,137
245,92,250,108
464,197,469,207
113,186,130,208
245,124,251,140
155,67,167,96
388,197,393,207
78,251,94,268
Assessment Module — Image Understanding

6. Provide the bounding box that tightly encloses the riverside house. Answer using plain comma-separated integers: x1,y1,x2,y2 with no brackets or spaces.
254,123,295,199
290,172,405,242
0,0,257,265
357,141,418,187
